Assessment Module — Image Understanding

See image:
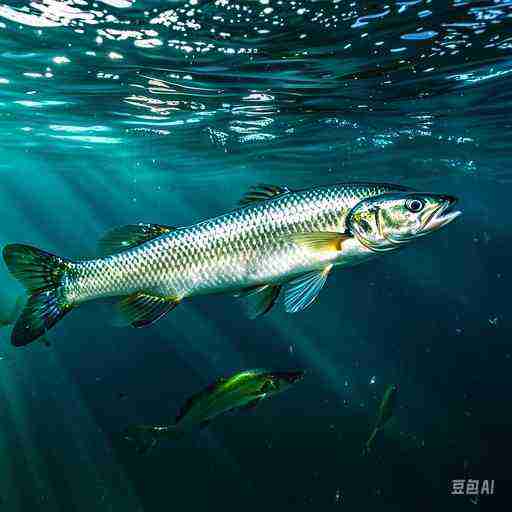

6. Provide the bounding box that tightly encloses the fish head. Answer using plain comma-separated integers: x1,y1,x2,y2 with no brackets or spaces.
347,192,461,252
260,370,305,395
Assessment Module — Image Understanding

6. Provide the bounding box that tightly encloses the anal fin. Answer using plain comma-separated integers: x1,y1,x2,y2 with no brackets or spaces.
118,292,179,328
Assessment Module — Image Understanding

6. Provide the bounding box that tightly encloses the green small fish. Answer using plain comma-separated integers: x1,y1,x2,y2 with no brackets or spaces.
364,384,398,454
124,369,305,453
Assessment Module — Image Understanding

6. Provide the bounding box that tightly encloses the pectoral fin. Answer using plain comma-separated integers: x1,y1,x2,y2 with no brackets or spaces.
99,223,176,255
117,292,179,328
283,265,333,314
235,284,281,319
288,232,351,253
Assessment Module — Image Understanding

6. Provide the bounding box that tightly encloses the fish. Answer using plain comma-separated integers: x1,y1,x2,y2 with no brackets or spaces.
364,383,398,454
2,182,461,346
123,369,305,453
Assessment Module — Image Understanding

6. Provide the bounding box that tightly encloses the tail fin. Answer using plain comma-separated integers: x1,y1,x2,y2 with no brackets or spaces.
123,425,183,454
2,244,73,346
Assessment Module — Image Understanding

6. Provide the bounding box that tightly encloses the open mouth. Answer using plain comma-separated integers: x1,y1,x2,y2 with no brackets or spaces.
424,195,462,232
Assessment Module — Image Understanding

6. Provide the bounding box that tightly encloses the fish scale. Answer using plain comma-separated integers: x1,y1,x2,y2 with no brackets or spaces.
63,183,398,305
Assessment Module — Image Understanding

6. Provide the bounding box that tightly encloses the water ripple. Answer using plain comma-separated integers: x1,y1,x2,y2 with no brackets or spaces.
0,0,509,177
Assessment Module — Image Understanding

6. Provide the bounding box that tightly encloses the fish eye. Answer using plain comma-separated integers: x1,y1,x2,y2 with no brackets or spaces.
405,199,424,213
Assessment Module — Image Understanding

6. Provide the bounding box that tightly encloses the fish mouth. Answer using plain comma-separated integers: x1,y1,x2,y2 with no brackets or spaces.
423,195,462,233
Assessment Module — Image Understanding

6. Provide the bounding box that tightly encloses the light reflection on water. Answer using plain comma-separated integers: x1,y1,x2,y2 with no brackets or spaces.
0,0,509,171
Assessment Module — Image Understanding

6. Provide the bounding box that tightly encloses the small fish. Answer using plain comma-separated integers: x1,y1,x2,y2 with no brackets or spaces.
124,369,305,454
364,384,398,454
2,182,461,346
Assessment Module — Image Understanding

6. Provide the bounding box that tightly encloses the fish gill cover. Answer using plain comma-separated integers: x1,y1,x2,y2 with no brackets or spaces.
0,1,509,511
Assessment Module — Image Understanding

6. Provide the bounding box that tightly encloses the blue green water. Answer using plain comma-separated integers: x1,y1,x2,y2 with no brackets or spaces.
0,0,510,510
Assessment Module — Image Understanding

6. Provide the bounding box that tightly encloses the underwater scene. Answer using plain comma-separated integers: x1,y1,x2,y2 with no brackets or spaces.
0,0,509,510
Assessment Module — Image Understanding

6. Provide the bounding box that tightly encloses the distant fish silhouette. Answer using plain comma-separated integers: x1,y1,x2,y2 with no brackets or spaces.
363,384,398,455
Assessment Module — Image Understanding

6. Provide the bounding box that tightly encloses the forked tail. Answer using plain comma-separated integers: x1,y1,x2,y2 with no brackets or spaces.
123,425,183,454
2,244,74,346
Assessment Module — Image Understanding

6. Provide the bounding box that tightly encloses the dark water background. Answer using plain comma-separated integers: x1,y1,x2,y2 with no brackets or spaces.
0,0,510,510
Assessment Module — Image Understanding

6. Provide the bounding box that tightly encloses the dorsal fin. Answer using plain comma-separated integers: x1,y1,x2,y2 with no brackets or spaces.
98,223,176,255
175,377,227,423
238,184,291,206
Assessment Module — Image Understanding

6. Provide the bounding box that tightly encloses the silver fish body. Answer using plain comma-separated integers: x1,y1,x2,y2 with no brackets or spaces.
65,183,400,304
3,181,461,346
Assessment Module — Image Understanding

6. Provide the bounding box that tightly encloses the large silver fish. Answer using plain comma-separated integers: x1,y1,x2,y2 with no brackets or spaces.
2,182,461,346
